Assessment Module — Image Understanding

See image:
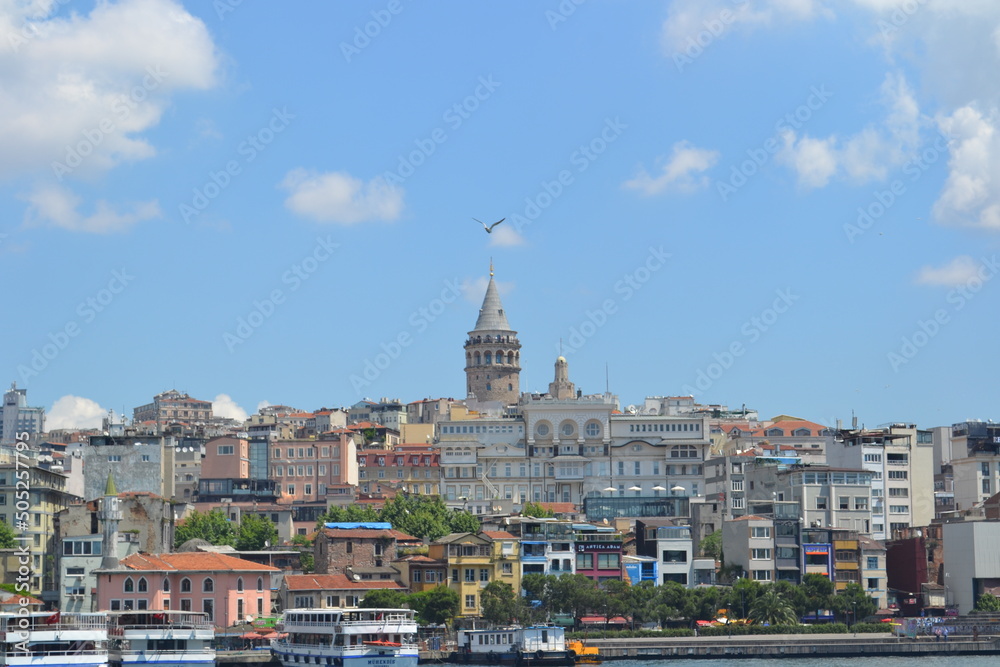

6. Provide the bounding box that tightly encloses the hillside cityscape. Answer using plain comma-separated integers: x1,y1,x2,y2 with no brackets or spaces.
0,269,993,628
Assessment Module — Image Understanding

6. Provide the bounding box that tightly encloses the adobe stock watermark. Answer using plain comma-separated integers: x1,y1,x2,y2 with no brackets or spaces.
682,288,800,395
223,236,338,352
887,255,998,372
6,0,71,53
509,117,627,235
214,0,245,20
844,132,949,243
545,0,586,30
350,279,464,392
51,66,167,181
716,84,833,202
672,0,748,72
340,0,408,62
180,107,294,224
17,268,135,384
381,75,500,186
560,246,671,355
877,0,927,39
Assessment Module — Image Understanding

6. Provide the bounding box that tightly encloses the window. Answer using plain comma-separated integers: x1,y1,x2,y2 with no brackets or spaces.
751,526,770,538
867,556,879,569
816,497,828,510
585,422,600,438
888,470,908,479
863,453,882,463
576,553,593,569
662,550,687,563
867,578,879,590
888,488,909,497
465,569,475,582
839,496,849,510
752,569,772,581
480,569,490,582
181,578,191,593
124,578,134,593
889,505,909,514
465,595,476,609
218,445,234,455
854,497,868,510
137,577,147,593
502,563,513,574
561,422,574,437
237,577,244,592
180,599,191,612
634,461,641,475
751,548,771,560
597,553,619,569
203,578,214,592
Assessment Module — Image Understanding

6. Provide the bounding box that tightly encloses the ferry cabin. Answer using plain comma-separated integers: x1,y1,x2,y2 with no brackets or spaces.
282,609,417,648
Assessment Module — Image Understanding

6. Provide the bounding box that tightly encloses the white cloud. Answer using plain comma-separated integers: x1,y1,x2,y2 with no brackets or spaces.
623,141,719,195
0,0,218,180
933,106,1000,229
46,395,106,430
662,0,830,53
915,255,983,287
461,276,513,305
212,394,248,421
281,169,404,224
23,184,161,233
256,400,271,413
489,225,525,247
778,72,922,188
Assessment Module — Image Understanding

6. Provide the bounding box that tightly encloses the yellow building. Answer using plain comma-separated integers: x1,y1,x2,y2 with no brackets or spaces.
0,463,75,602
429,531,520,619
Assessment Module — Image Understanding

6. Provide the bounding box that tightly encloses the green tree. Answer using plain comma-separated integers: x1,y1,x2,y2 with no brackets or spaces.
315,504,379,528
831,583,877,625
802,573,834,619
449,510,481,534
291,534,314,573
521,502,555,518
728,578,762,620
481,581,520,625
236,514,279,551
0,520,17,549
410,585,459,625
380,495,454,540
597,579,632,628
546,574,598,625
360,589,409,609
699,530,722,559
174,509,236,548
748,586,798,626
975,592,1000,612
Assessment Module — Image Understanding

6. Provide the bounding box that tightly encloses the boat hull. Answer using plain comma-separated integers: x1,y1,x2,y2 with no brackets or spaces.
272,646,419,667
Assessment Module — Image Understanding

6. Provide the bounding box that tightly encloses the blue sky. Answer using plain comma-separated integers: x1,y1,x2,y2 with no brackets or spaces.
2,0,999,431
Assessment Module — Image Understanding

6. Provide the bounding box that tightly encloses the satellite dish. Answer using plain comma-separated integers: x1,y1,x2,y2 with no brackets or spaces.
626,405,637,415
353,574,361,581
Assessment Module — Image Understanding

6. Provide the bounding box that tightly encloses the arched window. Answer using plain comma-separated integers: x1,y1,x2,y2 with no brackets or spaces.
181,578,191,593
237,577,244,592
163,578,170,592
766,428,785,437
792,428,811,436
257,577,264,592
137,577,148,593
203,578,214,593
124,577,134,593
474,352,481,366
495,349,503,364
507,352,514,364
560,421,575,437
486,383,492,391
484,352,492,365
535,422,550,438
508,383,513,391
670,444,698,459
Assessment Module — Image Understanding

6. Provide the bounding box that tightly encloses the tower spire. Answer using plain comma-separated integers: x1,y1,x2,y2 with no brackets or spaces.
464,263,521,405
490,257,494,277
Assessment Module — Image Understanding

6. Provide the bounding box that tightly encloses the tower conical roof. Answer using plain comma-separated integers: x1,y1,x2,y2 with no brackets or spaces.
473,276,512,331
105,472,117,496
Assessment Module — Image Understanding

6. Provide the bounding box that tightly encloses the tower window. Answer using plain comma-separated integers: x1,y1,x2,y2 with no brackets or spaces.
486,383,492,391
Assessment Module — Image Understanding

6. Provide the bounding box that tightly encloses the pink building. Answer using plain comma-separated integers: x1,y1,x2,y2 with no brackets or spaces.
201,436,250,479
96,552,278,628
270,433,357,504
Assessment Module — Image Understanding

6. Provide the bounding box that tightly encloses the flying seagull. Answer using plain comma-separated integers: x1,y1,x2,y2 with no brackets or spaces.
473,217,505,234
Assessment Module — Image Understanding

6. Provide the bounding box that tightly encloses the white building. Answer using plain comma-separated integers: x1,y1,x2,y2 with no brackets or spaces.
1,382,44,444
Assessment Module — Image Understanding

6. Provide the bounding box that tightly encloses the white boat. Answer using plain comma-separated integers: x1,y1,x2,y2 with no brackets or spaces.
107,610,214,667
456,626,574,666
0,611,109,667
271,608,419,667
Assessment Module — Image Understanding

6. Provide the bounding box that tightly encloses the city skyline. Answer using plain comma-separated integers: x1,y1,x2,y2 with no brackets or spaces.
2,2,999,431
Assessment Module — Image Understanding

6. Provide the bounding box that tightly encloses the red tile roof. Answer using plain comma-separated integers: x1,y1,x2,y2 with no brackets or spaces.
321,528,419,542
119,552,279,572
285,574,406,591
481,531,516,540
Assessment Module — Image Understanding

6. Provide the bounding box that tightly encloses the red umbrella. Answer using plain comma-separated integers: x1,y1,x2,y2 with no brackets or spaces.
241,632,263,639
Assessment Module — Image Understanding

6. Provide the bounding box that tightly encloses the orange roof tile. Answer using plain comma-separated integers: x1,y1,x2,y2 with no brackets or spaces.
481,531,516,540
284,574,407,592
119,552,279,572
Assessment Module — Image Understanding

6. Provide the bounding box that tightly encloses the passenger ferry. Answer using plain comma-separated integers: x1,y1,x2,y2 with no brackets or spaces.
0,611,109,667
107,610,214,667
455,626,574,666
272,608,419,667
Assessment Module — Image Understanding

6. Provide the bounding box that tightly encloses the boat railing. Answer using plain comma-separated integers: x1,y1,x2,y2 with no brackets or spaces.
274,640,418,651
0,645,109,656
113,648,215,657
1,614,108,632
283,618,416,630
112,620,214,631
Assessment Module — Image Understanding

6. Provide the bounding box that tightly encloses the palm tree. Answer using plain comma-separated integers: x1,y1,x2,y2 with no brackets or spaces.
749,586,798,626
